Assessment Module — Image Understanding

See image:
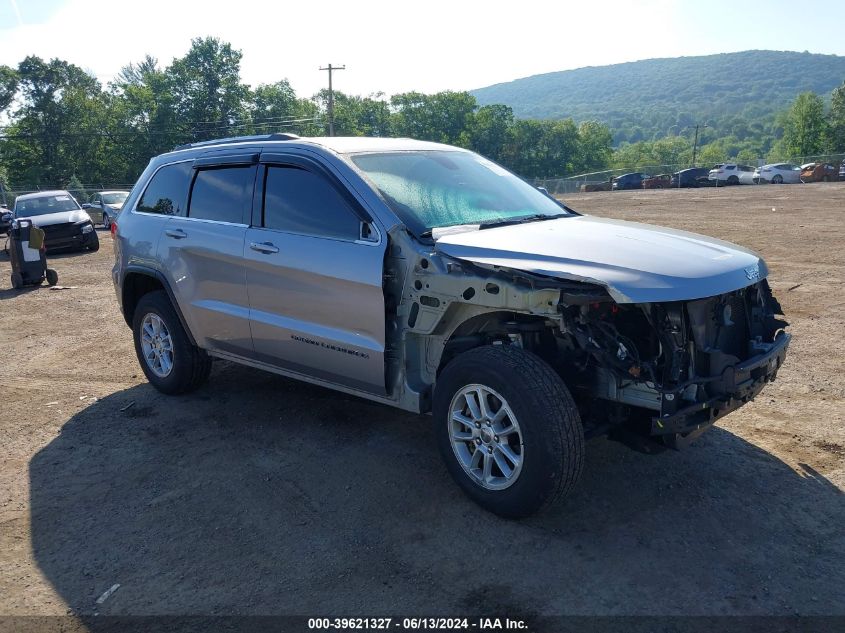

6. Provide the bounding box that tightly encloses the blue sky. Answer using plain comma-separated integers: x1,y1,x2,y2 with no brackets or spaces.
1,0,843,97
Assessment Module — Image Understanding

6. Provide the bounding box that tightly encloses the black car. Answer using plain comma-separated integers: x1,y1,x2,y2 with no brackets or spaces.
670,167,710,188
0,206,11,235
612,172,649,190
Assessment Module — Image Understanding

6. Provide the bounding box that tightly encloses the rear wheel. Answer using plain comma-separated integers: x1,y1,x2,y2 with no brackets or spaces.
772,174,783,184
46,269,58,286
11,272,23,289
434,345,584,518
132,290,211,394
728,175,739,185
103,213,111,230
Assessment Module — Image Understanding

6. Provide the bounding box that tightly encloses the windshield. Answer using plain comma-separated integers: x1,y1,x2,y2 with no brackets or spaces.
350,150,571,235
102,192,128,205
14,194,81,217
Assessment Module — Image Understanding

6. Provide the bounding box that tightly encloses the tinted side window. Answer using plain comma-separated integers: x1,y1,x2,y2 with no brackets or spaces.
262,166,360,241
137,162,192,215
188,166,255,223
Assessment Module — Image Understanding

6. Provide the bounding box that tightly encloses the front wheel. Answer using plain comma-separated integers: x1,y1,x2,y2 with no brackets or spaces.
434,345,585,518
132,290,211,394
87,232,100,252
772,174,783,184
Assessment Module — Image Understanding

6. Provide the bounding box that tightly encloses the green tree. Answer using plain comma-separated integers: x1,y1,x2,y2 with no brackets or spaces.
500,119,579,178
4,56,102,186
166,37,249,142
0,65,18,113
390,91,477,145
828,81,845,152
575,121,613,172
468,104,514,162
253,80,322,136
774,92,828,159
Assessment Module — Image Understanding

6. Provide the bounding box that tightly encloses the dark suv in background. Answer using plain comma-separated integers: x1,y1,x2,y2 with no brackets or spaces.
611,172,648,190
670,167,710,188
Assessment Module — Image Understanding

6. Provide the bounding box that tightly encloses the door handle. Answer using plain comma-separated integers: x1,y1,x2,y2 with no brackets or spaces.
250,241,279,254
165,228,187,239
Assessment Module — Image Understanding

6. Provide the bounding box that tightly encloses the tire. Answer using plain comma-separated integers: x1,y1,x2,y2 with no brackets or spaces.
132,290,211,394
87,233,100,252
728,176,739,185
823,175,830,183
11,272,23,289
46,269,58,286
103,213,111,230
772,174,783,184
433,345,585,518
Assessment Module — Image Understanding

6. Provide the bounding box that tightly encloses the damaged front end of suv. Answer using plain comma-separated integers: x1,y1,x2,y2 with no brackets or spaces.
556,278,789,448
389,215,790,450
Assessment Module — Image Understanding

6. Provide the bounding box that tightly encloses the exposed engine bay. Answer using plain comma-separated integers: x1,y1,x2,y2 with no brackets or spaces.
385,227,790,447
553,279,790,446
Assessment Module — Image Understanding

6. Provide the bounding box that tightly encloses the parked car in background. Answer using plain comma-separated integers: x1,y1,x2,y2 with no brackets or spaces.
12,190,99,252
612,173,649,190
83,190,130,229
708,164,756,185
840,163,845,180
1,205,11,235
754,164,802,184
670,168,710,188
642,174,671,189
799,162,838,183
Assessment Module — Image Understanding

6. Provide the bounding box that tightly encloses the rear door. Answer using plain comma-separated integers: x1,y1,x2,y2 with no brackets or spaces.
157,153,257,357
243,152,387,394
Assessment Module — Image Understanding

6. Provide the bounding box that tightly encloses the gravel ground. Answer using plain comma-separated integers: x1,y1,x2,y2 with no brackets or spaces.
0,183,843,618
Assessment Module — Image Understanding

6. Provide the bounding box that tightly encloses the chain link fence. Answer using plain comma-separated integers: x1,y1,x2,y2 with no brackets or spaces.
0,183,136,208
2,152,844,205
533,153,845,194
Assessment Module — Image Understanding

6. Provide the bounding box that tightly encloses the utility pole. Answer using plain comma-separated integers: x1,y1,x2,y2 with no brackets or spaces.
319,63,346,136
691,123,708,167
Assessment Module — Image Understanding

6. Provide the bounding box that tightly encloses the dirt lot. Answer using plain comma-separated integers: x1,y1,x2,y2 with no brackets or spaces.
0,183,843,618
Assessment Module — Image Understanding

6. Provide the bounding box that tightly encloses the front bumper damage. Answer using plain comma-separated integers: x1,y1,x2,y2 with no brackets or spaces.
651,331,789,438
563,279,789,445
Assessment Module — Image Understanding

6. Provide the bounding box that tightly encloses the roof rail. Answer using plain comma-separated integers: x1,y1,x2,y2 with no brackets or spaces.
174,132,300,151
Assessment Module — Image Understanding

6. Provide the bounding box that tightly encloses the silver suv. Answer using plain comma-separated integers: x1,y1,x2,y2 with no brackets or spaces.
112,134,790,517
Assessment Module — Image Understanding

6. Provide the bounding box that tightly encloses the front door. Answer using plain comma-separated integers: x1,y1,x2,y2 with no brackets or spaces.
243,155,387,395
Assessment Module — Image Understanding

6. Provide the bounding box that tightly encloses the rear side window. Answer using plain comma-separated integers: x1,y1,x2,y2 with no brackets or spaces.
188,166,255,224
137,162,192,216
262,166,360,241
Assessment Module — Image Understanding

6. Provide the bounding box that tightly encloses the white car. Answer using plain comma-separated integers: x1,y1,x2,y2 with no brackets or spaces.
707,164,756,185
753,163,802,184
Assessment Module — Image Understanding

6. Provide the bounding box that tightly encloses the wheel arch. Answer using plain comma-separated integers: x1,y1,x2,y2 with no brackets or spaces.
121,266,197,345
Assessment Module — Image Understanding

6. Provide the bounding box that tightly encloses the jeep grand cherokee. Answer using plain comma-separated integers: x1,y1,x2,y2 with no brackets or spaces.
112,134,789,517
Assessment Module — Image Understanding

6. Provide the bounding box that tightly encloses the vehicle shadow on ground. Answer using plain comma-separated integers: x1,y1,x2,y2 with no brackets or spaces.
30,362,845,617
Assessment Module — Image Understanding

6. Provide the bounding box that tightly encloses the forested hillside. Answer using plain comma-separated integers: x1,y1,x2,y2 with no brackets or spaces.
471,51,845,144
